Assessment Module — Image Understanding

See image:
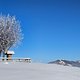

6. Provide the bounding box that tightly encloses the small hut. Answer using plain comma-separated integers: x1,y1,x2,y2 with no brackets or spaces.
6,51,15,60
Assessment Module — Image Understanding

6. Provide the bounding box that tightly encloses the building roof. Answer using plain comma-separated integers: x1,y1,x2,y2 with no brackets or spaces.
7,51,15,54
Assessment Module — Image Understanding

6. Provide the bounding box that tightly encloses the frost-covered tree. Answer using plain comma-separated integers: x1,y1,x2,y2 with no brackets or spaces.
0,14,23,58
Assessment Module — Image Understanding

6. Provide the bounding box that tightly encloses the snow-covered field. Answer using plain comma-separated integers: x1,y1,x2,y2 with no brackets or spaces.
0,62,80,80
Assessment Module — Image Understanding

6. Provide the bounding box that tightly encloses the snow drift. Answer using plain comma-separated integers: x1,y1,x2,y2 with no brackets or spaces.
0,62,80,80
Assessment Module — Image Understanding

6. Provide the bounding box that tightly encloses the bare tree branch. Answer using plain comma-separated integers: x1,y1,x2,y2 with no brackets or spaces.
0,14,23,54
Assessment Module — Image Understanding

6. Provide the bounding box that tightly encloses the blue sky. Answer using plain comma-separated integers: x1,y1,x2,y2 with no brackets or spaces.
0,0,80,62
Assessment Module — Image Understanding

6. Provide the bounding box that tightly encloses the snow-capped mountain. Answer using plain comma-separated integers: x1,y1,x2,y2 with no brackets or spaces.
48,60,80,67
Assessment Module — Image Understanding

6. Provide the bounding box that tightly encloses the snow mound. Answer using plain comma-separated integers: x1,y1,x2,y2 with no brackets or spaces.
0,62,80,80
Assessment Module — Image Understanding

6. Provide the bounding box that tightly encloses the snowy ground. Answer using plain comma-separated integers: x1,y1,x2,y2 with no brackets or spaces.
0,62,80,80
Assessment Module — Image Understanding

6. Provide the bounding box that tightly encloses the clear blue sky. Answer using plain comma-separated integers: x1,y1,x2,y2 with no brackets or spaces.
0,0,80,62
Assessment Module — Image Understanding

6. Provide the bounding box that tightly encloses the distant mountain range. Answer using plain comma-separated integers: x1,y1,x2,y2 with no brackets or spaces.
48,60,80,67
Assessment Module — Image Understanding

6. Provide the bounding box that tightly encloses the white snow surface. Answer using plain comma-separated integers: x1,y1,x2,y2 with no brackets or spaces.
0,62,80,80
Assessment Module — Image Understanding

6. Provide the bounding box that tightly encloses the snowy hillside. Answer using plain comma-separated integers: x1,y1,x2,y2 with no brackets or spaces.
48,60,80,67
0,62,80,80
